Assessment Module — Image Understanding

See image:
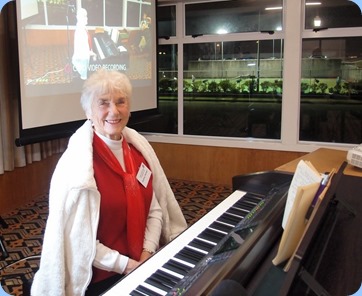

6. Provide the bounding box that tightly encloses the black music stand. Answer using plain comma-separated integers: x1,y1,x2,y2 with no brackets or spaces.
280,161,360,296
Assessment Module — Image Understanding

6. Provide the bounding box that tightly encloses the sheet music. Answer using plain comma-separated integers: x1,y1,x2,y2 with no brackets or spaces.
282,160,322,229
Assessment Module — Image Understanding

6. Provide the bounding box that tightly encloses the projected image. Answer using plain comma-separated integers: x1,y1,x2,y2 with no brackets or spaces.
18,0,153,87
16,0,157,132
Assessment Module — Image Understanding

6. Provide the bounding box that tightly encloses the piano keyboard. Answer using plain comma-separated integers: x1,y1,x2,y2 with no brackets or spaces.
102,190,264,296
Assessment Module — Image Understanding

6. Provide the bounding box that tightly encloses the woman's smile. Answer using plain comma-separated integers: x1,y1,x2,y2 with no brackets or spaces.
90,92,130,140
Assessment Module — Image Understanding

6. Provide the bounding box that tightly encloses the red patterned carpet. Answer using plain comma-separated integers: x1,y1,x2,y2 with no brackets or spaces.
0,179,232,296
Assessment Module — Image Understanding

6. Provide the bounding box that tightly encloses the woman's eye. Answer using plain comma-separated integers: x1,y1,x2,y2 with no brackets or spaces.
98,100,109,106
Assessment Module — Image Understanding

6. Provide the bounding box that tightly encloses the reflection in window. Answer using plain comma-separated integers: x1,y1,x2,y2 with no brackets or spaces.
139,45,178,134
157,5,176,38
300,37,362,143
305,0,362,30
182,41,283,139
185,0,283,36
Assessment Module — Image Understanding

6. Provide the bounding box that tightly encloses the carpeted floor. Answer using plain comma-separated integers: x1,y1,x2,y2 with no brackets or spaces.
24,45,152,86
0,179,232,296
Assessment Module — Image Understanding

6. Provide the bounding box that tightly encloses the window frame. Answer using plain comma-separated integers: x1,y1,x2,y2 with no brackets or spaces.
148,0,360,153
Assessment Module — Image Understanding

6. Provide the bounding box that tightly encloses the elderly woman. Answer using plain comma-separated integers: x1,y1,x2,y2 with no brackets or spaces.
31,69,187,296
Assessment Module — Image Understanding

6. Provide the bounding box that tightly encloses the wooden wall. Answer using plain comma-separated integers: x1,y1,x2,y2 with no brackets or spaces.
150,143,306,186
0,154,61,214
0,143,306,214
25,29,71,46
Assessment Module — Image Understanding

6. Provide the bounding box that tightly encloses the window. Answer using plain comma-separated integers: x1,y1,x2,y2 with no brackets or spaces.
139,44,178,134
300,37,362,143
182,40,283,138
185,0,283,35
151,0,362,149
300,1,362,144
305,0,362,30
155,1,285,140
157,5,176,38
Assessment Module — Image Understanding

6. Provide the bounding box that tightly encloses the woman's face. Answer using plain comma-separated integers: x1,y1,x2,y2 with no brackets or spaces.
90,91,130,140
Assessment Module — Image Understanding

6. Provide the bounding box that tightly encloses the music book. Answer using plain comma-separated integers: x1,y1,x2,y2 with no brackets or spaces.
281,160,322,229
282,168,335,272
272,160,324,266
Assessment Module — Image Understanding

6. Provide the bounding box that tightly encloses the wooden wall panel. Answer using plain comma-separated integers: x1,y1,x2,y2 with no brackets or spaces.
26,29,72,46
0,143,306,213
150,143,306,186
0,154,61,214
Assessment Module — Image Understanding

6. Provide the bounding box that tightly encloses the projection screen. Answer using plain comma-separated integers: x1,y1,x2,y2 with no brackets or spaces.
15,0,157,145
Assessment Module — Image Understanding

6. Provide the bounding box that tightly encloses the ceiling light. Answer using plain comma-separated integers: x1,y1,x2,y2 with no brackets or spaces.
314,16,322,27
265,6,283,10
216,29,228,34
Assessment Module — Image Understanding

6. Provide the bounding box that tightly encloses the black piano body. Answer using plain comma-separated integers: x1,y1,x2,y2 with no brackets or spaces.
245,163,361,296
103,167,361,296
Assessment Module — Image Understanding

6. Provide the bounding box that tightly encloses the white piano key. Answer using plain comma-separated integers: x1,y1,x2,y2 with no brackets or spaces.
138,282,168,296
171,256,195,268
209,221,234,234
192,236,217,246
159,266,184,279
102,190,247,296
185,244,208,255
214,219,235,228
206,225,228,235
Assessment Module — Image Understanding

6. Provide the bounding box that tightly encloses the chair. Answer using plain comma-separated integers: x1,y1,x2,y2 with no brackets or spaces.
0,216,8,259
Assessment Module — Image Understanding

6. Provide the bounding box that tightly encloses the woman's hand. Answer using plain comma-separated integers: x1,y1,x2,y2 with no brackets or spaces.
124,258,141,274
140,250,153,263
124,250,154,274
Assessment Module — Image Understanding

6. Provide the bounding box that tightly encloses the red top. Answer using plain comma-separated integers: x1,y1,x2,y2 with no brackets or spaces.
91,133,153,283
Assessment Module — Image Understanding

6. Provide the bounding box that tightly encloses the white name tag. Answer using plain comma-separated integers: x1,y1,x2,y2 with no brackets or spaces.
136,163,152,188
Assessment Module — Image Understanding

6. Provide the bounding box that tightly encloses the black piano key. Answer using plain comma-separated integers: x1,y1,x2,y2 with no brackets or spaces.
227,207,247,218
145,277,172,292
163,259,192,276
234,200,255,211
237,197,257,205
175,246,205,265
142,273,178,295
230,205,250,215
152,270,180,287
184,246,206,260
198,228,225,243
245,192,262,198
130,290,147,296
245,194,263,203
217,213,242,225
189,238,215,252
134,284,163,296
225,212,244,223
209,221,234,233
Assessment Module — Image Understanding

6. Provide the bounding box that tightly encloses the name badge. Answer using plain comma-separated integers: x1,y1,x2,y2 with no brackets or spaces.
136,163,152,188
